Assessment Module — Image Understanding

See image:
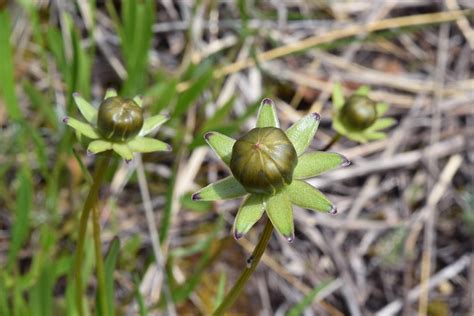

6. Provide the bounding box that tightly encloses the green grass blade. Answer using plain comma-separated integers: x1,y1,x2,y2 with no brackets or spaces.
171,217,225,303
134,275,149,316
147,75,178,113
213,272,227,310
23,81,58,129
160,159,177,243
7,168,33,270
104,237,121,316
172,63,214,119
0,8,22,121
0,276,10,316
28,265,54,316
286,280,332,316
119,0,155,95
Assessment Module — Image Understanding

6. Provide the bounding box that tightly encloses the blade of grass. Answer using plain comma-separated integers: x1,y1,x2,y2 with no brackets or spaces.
134,275,149,316
213,272,227,311
28,265,54,316
172,62,214,119
0,276,10,316
118,0,155,95
286,280,332,316
7,168,33,270
0,8,22,121
146,73,178,113
171,217,225,303
104,237,121,316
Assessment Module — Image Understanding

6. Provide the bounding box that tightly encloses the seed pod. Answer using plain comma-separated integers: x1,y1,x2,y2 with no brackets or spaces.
97,96,144,142
230,127,298,195
340,95,377,131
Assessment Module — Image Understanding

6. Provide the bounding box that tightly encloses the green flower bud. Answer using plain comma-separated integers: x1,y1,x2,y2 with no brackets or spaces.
97,96,144,142
230,127,298,195
340,95,377,131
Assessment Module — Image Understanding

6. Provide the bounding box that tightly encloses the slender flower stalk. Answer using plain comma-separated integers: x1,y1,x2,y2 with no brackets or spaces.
92,203,108,316
66,90,171,315
212,220,273,316
74,152,111,316
193,98,350,314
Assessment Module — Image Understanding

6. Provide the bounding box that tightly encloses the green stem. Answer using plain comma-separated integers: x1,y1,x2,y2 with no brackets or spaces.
74,152,112,316
322,133,342,151
212,220,274,316
92,204,108,316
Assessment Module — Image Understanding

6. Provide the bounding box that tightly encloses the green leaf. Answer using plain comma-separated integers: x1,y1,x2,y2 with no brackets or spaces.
73,93,97,124
105,237,120,316
180,192,212,213
119,0,155,95
265,190,294,241
332,116,348,135
171,217,225,303
29,264,54,316
140,114,168,136
286,113,320,156
192,176,247,201
256,98,280,128
363,131,387,140
23,81,58,129
205,132,235,166
0,278,10,316
8,168,32,269
0,9,22,121
294,152,349,179
367,117,396,132
286,180,334,213
233,194,265,239
64,117,100,139
286,280,332,316
376,102,389,115
173,62,214,119
355,85,370,96
199,97,235,132
128,137,171,153
133,275,148,316
213,272,227,311
332,83,345,111
160,157,178,242
69,13,92,100
133,95,144,107
146,74,178,113
345,131,369,143
112,143,134,160
88,140,112,154
105,88,117,99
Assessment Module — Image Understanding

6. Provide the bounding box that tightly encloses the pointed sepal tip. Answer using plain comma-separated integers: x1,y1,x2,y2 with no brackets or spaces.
191,193,201,201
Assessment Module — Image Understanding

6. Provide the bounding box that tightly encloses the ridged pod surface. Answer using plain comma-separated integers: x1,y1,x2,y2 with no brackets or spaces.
97,97,144,141
340,95,377,131
230,127,297,195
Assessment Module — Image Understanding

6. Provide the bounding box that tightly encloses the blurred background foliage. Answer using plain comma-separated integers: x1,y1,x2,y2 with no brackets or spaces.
0,0,473,315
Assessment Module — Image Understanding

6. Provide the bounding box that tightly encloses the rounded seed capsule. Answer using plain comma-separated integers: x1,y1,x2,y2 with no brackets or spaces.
230,127,298,195
97,96,144,142
340,95,377,131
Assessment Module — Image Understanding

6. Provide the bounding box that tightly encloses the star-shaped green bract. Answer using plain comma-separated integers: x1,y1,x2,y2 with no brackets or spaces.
64,89,171,161
192,99,350,242
332,83,396,143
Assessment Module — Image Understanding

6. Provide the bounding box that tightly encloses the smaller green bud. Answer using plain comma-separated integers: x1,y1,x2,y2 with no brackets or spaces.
340,95,377,131
230,127,298,195
97,96,144,142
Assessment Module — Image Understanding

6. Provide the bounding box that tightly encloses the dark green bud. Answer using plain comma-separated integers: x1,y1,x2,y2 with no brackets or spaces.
230,127,298,195
340,95,377,131
97,96,144,142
